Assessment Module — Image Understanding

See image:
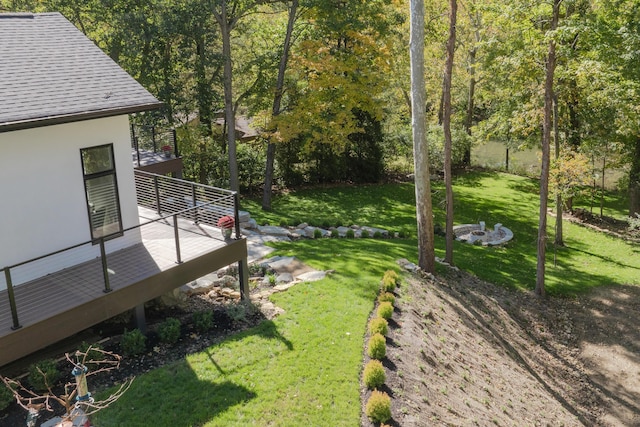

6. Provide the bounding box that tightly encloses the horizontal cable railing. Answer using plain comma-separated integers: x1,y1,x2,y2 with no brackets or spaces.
1,172,239,332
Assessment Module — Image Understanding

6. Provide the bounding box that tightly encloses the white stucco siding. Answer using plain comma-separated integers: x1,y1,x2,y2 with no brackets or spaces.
0,116,142,287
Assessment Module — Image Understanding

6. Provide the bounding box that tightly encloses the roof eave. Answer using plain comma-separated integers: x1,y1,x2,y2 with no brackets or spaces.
0,102,163,134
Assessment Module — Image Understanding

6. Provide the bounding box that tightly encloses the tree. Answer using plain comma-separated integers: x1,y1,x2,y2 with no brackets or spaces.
536,0,561,297
442,0,457,265
262,0,299,210
410,0,435,273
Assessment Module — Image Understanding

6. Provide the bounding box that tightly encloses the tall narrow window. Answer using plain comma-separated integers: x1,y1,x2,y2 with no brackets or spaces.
81,144,123,241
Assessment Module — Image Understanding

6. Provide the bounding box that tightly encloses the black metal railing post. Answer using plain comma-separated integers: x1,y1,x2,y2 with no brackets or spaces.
99,239,112,293
173,129,179,157
173,214,182,264
192,184,199,224
154,175,161,215
4,268,22,330
234,192,241,239
152,126,157,152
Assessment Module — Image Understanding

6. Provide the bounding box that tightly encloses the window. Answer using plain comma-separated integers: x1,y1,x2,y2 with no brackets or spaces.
81,144,123,241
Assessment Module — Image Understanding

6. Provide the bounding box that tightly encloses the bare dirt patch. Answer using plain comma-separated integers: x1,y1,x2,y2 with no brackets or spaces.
361,269,640,426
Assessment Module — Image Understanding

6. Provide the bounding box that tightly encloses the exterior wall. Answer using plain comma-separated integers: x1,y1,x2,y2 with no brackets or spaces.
0,116,141,288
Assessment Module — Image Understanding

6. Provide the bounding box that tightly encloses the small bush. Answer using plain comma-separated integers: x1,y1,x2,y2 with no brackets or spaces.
192,310,215,333
0,384,14,411
381,276,396,293
345,228,355,238
279,219,288,227
398,229,409,238
378,292,395,305
330,229,340,238
361,229,370,238
28,359,60,391
365,390,392,423
158,318,181,344
384,269,399,283
321,220,331,228
367,333,386,360
373,231,382,239
121,328,147,357
77,342,103,369
226,301,260,324
368,317,389,336
377,301,394,320
363,360,386,389
313,228,323,239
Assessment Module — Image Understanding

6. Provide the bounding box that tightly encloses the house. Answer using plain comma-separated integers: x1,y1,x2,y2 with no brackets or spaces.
0,12,248,367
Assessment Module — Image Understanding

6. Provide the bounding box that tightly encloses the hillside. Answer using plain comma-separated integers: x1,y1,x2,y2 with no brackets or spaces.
361,268,640,426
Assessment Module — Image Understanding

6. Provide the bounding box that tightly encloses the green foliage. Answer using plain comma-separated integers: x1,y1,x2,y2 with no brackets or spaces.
368,317,389,336
365,390,392,423
0,383,14,411
346,228,355,238
361,229,370,238
330,229,340,238
377,301,394,320
314,228,323,239
367,333,386,360
28,359,60,391
121,329,147,357
378,291,396,305
77,342,104,369
158,318,182,344
373,231,383,239
193,311,215,333
226,301,260,325
363,360,386,389
382,270,399,291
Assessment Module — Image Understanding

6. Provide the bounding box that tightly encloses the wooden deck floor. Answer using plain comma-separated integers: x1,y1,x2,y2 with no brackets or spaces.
0,208,246,366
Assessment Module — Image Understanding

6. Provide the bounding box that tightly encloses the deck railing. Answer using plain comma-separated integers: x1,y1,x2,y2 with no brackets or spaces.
131,124,179,166
1,172,239,331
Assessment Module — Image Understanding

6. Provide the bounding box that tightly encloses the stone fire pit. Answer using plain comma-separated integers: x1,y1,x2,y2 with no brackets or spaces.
453,221,513,246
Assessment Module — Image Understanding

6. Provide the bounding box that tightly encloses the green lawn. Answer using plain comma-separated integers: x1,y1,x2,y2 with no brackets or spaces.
93,171,639,426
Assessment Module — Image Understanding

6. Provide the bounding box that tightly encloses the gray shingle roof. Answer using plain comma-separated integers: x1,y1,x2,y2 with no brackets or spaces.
0,12,161,132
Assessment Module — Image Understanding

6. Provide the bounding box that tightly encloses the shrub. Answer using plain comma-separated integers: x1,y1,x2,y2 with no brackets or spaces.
365,390,392,423
77,342,103,369
121,328,147,357
313,228,323,239
321,220,331,228
157,318,181,344
381,276,396,293
361,229,370,238
0,384,14,411
373,231,382,239
192,310,215,333
279,219,288,227
377,302,394,320
226,301,260,325
368,317,389,336
367,333,386,360
330,229,340,238
363,360,386,389
346,229,355,238
378,292,395,305
384,269,399,284
28,359,60,391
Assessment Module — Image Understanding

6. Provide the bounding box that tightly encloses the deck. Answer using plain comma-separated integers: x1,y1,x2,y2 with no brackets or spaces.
0,207,248,367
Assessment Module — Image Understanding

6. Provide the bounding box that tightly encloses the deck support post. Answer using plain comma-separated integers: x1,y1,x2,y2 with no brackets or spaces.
238,257,249,300
4,268,21,330
154,175,161,215
133,304,147,333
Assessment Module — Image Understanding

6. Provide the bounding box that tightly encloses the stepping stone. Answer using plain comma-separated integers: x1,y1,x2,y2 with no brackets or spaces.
296,271,327,282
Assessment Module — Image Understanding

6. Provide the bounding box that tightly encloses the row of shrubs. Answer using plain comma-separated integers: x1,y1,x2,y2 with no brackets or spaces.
310,228,411,239
363,269,400,425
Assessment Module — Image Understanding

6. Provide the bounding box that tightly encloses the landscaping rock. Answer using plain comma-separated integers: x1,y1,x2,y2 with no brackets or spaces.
276,273,294,283
296,270,328,282
238,210,251,223
257,225,291,237
397,258,419,272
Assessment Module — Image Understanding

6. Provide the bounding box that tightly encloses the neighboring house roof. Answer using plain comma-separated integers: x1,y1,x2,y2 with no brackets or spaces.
213,115,259,141
0,12,161,133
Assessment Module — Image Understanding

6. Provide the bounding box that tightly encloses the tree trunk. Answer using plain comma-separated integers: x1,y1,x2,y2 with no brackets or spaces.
262,0,298,211
216,1,239,193
410,0,436,273
195,35,213,184
443,0,457,265
553,94,563,246
536,0,560,297
463,9,480,166
629,136,640,216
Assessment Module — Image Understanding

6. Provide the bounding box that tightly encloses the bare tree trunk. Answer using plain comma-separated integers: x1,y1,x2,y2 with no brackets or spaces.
463,7,481,166
410,0,436,273
443,0,457,265
262,0,298,211
629,136,640,216
553,94,563,247
536,0,560,297
215,1,240,193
